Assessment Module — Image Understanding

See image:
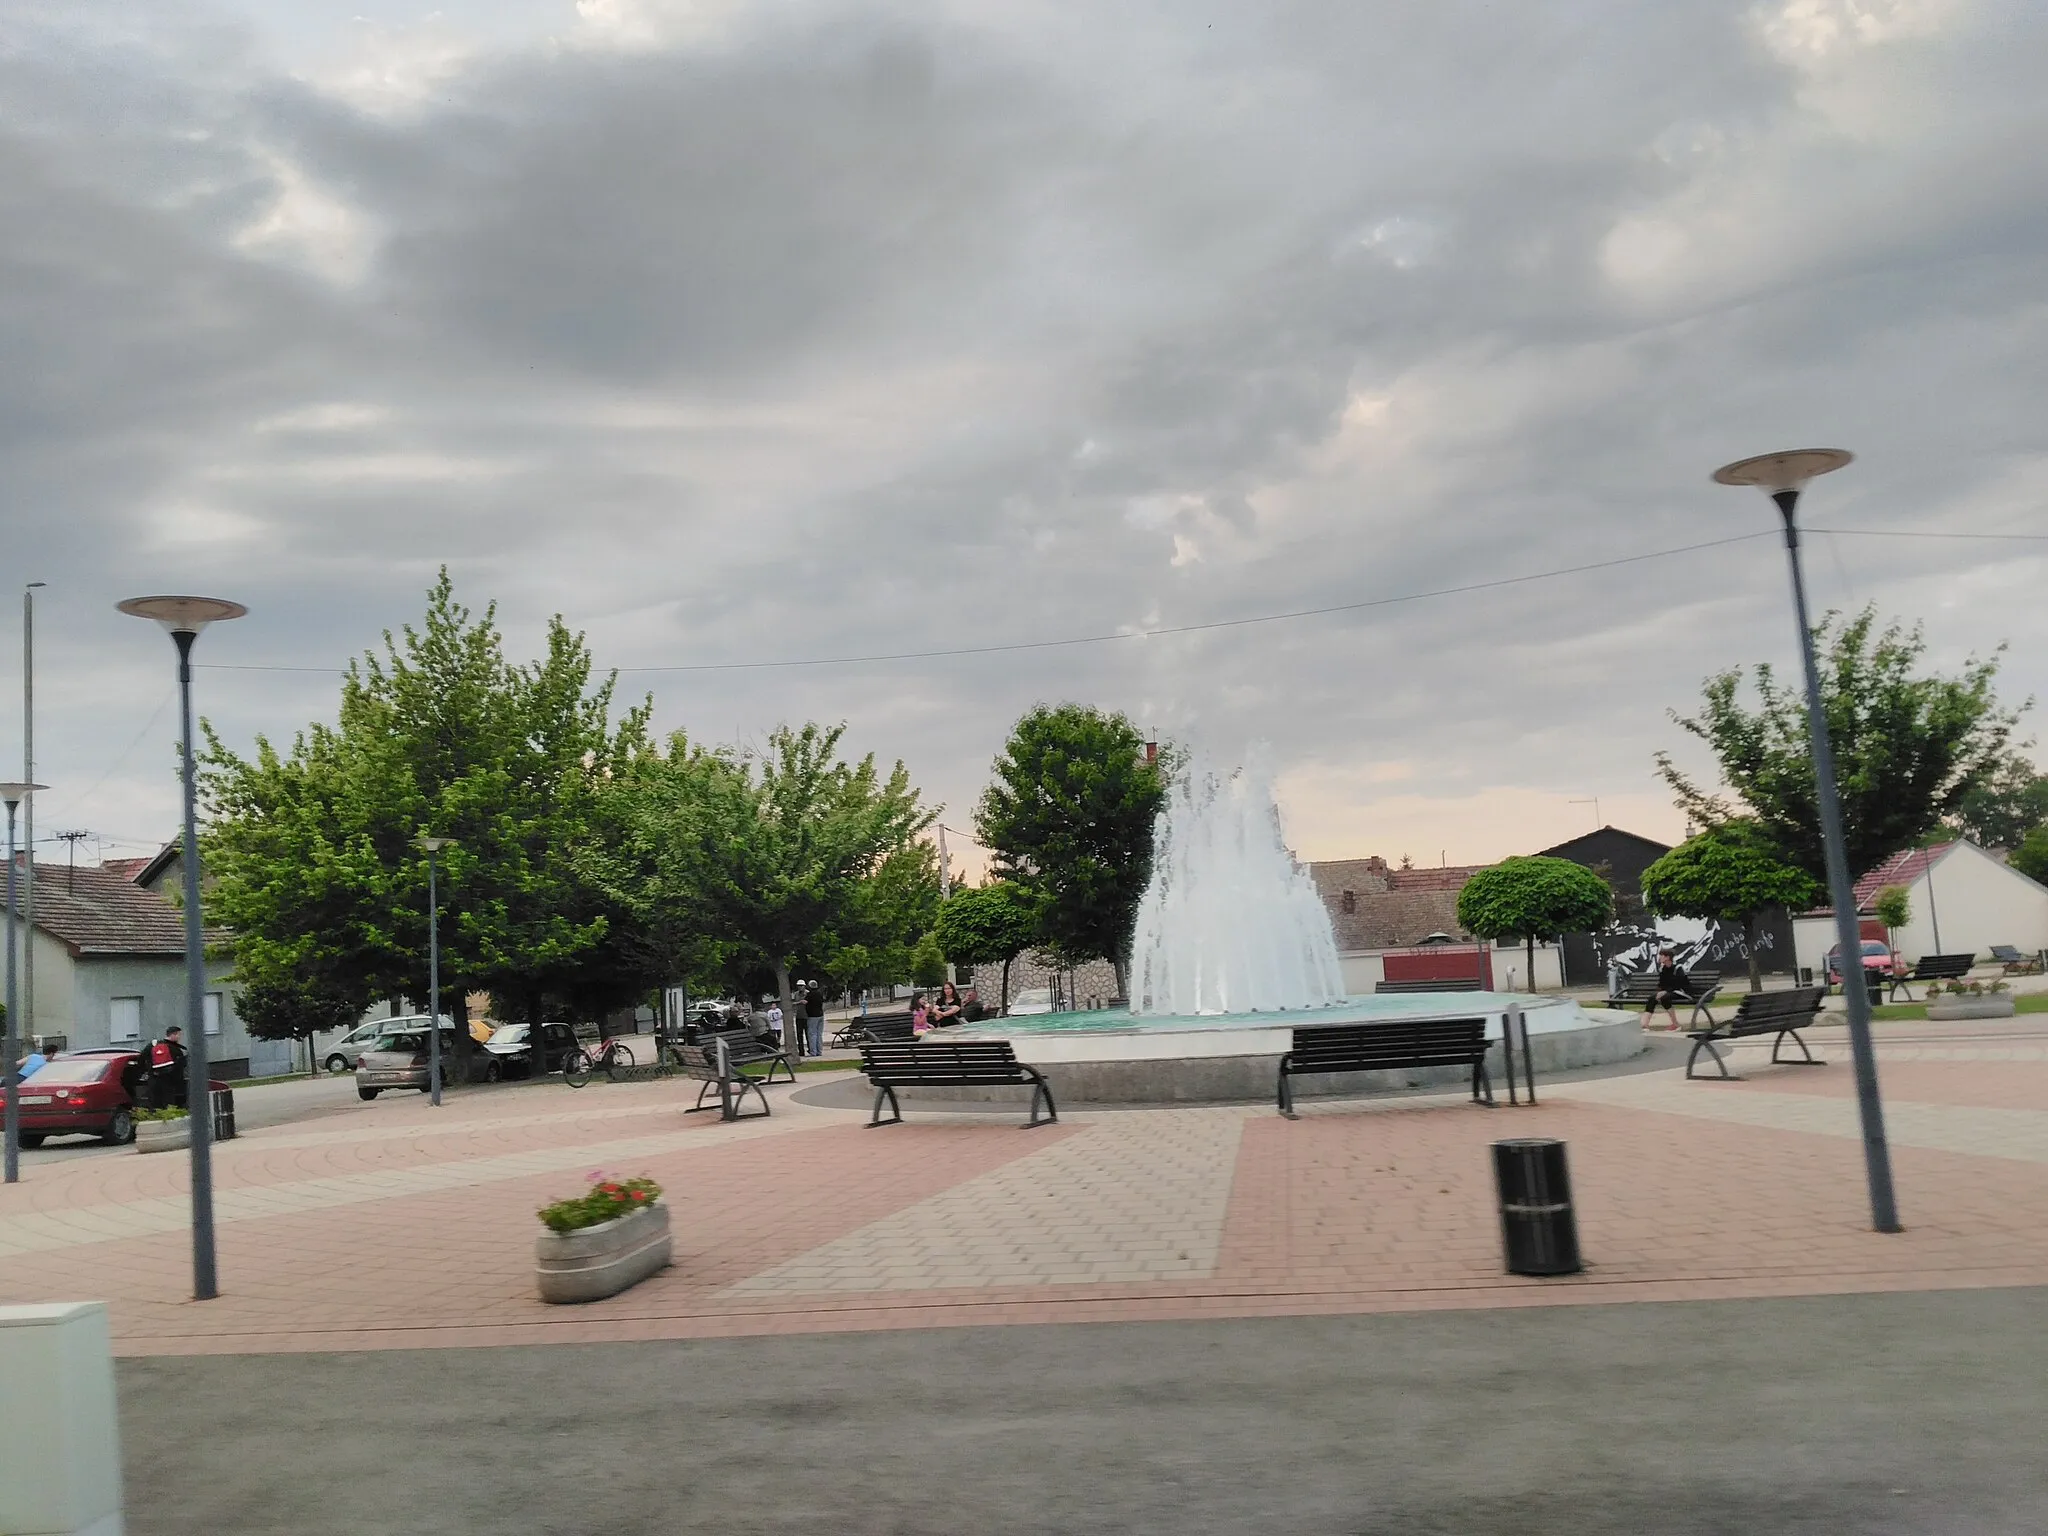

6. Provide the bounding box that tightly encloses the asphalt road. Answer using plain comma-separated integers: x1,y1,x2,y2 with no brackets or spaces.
119,1286,2048,1535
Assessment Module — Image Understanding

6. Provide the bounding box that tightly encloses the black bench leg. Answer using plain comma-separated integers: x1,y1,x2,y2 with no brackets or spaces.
1024,1073,1058,1128
1686,1036,1738,1081
686,1078,722,1115
867,1084,902,1128
737,1076,771,1119
1770,1028,1824,1067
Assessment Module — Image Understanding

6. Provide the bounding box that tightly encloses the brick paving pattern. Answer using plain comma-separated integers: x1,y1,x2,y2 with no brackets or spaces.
4,1030,2046,1356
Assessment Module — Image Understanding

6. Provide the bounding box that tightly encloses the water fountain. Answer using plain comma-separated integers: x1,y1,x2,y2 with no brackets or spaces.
948,745,1642,1103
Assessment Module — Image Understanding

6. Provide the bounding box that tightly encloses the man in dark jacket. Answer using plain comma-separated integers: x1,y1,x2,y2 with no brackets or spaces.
1648,950,1694,1031
150,1025,190,1107
803,984,826,1059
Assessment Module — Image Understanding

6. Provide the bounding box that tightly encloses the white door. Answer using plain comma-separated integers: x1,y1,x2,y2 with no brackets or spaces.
110,996,143,1042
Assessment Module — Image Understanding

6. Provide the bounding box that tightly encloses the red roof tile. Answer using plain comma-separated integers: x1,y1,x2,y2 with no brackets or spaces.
8,861,222,956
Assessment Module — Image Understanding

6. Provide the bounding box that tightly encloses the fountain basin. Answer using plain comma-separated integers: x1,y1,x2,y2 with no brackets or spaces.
934,993,1642,1104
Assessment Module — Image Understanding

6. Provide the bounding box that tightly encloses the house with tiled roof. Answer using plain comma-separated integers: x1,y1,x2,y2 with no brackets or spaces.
1791,839,2048,975
5,860,288,1080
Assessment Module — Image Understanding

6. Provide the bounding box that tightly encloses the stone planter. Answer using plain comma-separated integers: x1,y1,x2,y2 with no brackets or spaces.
1925,996,2017,1021
134,1117,191,1154
535,1202,672,1304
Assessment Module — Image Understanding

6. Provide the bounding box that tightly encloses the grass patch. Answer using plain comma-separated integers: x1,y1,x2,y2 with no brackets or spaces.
1867,994,2048,1023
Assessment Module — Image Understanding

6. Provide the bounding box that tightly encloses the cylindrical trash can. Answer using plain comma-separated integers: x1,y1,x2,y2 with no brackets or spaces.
210,1087,237,1142
1493,1138,1581,1276
1863,969,1886,1008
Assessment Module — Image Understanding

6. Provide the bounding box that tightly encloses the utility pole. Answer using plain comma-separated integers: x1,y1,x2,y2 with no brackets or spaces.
23,584,42,1052
56,830,88,893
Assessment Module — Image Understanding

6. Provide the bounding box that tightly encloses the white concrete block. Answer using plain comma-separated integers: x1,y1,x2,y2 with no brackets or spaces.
0,1302,125,1536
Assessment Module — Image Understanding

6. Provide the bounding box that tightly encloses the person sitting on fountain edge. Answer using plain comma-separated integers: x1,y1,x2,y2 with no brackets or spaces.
930,981,965,1030
961,986,987,1023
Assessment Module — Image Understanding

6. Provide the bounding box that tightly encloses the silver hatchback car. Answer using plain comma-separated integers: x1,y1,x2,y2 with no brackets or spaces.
354,1025,467,1100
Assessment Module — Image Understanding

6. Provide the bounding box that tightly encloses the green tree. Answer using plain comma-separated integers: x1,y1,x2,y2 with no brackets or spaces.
235,975,366,1076
1871,883,1912,961
976,705,1167,995
909,931,948,989
1656,608,2019,885
201,572,650,1082
934,882,1039,1010
1455,857,1613,992
2010,825,2048,887
622,723,932,1055
1640,822,1821,992
1949,753,2048,849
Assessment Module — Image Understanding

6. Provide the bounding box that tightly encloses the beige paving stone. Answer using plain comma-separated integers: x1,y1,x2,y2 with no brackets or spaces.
726,1110,1248,1295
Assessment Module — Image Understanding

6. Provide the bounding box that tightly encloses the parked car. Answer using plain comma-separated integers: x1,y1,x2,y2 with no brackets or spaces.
481,1022,582,1079
1007,987,1055,1016
1826,940,1897,986
321,1020,401,1075
354,1025,471,1100
12,1050,229,1147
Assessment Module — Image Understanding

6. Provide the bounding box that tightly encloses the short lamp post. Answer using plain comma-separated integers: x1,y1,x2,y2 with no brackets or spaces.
1712,450,1900,1233
3,780,47,1185
417,836,453,1107
118,595,247,1299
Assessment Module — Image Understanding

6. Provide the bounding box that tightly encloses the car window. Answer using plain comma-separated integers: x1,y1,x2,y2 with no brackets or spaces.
26,1059,113,1085
373,1032,424,1052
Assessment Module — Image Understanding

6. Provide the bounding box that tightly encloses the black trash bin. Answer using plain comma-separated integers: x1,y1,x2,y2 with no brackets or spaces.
210,1087,237,1142
1493,1137,1580,1276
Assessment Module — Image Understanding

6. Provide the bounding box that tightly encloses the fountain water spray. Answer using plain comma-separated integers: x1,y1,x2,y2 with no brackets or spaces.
1129,747,1346,1015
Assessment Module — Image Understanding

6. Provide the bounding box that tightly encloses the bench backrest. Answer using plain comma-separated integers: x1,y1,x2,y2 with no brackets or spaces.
1373,978,1482,994
1989,946,2023,963
857,1015,917,1041
860,1039,1028,1084
1286,1018,1488,1072
1913,953,1976,978
674,1042,728,1082
1728,988,1825,1028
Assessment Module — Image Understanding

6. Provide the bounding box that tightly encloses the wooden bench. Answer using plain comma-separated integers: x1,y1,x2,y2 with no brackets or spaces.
1607,967,1722,1025
1991,945,2043,975
858,1040,1057,1128
830,1012,914,1049
1887,953,1976,1000
1685,987,1826,1081
698,1027,797,1084
1277,1018,1495,1118
676,1040,770,1121
1372,978,1483,995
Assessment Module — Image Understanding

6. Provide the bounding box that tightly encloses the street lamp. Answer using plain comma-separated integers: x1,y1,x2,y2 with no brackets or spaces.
118,594,247,1299
417,836,454,1108
3,780,48,1185
1713,450,1901,1233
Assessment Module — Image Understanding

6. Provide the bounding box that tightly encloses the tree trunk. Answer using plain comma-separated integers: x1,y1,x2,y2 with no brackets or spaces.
451,991,473,1087
775,960,798,1059
1744,915,1764,994
1000,953,1013,1016
1526,936,1537,993
1110,955,1127,1004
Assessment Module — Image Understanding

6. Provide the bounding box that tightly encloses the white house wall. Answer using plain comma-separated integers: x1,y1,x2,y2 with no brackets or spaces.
1794,844,2048,972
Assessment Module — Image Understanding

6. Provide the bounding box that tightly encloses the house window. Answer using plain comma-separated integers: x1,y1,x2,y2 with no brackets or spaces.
1341,889,1357,914
111,996,143,1042
204,993,223,1036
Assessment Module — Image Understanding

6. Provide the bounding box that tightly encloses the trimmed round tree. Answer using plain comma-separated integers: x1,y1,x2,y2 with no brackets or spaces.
1871,883,1912,964
934,882,1040,1012
1455,857,1613,992
1640,822,1820,992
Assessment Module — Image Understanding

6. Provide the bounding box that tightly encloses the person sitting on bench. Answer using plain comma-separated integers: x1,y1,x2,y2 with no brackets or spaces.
1648,948,1694,1031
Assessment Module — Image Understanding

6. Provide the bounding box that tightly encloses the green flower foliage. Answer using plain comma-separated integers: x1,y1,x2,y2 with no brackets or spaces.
537,1174,661,1234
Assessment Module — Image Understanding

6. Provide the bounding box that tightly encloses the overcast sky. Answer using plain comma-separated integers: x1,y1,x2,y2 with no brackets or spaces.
4,0,2045,878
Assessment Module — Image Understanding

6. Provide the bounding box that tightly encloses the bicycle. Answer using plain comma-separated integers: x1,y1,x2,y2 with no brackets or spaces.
560,1036,637,1088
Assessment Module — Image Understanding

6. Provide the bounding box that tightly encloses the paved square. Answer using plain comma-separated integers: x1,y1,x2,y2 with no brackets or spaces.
5,1023,2048,1355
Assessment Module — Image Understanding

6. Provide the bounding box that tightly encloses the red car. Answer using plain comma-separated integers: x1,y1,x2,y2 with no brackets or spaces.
12,1049,229,1148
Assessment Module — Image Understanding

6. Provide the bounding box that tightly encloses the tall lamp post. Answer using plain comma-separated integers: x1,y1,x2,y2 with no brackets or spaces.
3,780,47,1185
417,836,453,1108
1713,450,1901,1233
118,595,248,1299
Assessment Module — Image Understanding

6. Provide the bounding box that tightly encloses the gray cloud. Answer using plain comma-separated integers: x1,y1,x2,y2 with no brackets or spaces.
3,0,2046,871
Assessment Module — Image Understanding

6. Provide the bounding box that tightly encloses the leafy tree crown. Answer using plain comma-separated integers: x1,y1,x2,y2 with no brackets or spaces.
1455,857,1613,941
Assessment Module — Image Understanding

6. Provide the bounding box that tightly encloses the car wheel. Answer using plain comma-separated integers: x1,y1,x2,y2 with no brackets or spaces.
325,1053,351,1074
102,1108,135,1146
483,1060,502,1083
358,1085,380,1101
19,1133,46,1148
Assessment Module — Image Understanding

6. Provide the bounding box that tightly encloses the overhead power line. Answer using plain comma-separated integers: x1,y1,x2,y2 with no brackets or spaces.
189,523,2048,680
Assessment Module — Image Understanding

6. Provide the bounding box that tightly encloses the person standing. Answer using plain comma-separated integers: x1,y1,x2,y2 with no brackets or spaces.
766,997,786,1054
151,1025,190,1107
803,983,826,1059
